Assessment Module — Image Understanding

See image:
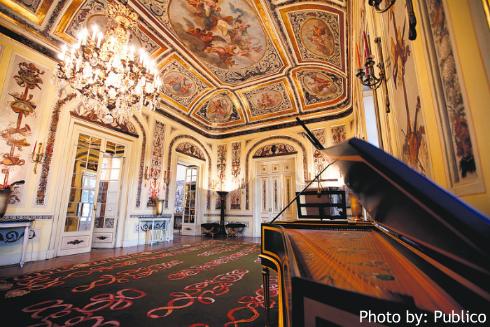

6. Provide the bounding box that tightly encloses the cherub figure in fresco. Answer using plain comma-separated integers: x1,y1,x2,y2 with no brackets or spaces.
204,45,237,67
165,76,193,96
306,73,335,95
208,99,229,120
257,93,278,109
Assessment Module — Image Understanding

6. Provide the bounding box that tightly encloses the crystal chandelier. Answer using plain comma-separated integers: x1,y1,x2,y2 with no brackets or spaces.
55,0,161,124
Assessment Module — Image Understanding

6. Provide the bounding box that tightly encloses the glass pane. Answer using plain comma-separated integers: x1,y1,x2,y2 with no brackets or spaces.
96,203,116,217
106,141,116,154
78,134,90,148
100,169,111,181
116,145,125,156
110,169,120,180
106,192,118,204
66,202,80,216
88,150,99,164
81,190,95,203
65,217,79,232
94,217,104,228
106,181,119,192
69,188,82,203
82,175,97,189
90,137,101,151
75,147,88,162
79,218,91,231
71,174,83,188
191,175,196,182
98,181,109,193
73,160,87,174
111,157,122,169
81,203,92,217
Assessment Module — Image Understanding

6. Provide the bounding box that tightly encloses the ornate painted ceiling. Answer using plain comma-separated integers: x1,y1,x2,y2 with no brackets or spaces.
0,0,351,137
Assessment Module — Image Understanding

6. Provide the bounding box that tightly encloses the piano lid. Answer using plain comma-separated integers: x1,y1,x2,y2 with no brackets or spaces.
321,138,490,275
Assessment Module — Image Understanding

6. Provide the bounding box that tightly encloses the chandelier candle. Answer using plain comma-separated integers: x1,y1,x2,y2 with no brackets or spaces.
55,0,161,125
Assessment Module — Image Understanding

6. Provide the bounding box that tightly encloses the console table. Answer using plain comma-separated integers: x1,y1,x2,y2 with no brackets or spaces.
0,220,32,267
137,217,171,245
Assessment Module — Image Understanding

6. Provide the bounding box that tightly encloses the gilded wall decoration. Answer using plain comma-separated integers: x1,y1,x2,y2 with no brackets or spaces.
176,142,206,161
138,0,286,85
331,125,346,144
0,54,49,206
279,4,346,72
70,104,138,136
158,56,212,113
421,0,483,194
230,141,241,210
237,78,297,122
192,91,244,126
36,89,76,206
308,128,327,177
134,117,147,208
252,144,297,158
0,0,55,25
165,135,211,209
147,121,165,207
245,136,307,210
215,144,226,209
383,2,432,178
292,67,346,111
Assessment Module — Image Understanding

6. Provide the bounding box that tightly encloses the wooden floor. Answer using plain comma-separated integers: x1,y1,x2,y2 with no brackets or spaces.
0,234,261,279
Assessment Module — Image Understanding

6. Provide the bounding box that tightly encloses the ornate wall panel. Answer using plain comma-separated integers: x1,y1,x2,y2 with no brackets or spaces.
230,141,241,210
215,143,226,209
331,124,346,145
381,1,432,178
147,120,165,207
0,54,50,207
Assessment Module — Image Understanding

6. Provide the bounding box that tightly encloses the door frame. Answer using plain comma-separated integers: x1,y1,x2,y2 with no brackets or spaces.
51,118,137,257
166,153,205,239
252,154,298,237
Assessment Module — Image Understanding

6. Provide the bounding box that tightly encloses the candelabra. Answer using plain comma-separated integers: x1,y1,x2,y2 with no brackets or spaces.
356,37,390,113
30,142,46,174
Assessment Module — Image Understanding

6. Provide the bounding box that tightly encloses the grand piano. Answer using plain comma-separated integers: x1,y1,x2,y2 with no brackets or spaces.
260,138,490,326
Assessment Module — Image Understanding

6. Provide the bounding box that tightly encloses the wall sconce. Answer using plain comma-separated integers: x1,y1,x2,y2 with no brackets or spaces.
367,0,417,40
356,37,390,113
30,142,46,174
144,166,151,180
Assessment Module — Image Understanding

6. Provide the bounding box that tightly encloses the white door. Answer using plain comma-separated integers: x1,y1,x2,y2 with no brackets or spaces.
182,166,198,235
256,158,296,225
92,142,126,248
57,127,129,256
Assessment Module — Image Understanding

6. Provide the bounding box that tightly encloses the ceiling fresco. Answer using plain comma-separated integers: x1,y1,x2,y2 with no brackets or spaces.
0,0,351,137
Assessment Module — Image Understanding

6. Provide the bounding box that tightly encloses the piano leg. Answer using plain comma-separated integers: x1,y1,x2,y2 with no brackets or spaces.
262,267,270,327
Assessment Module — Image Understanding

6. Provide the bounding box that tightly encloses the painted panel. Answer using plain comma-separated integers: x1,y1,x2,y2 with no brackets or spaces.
92,232,113,243
147,120,165,207
0,53,50,206
420,0,484,195
381,1,432,178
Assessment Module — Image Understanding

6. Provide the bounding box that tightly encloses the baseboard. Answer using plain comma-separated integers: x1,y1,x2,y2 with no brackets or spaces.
0,250,48,267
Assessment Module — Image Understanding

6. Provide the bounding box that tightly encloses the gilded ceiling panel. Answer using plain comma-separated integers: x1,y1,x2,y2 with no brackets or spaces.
191,90,245,127
237,77,297,122
135,0,288,87
0,0,53,25
54,0,167,58
279,3,347,73
292,66,347,111
158,54,213,113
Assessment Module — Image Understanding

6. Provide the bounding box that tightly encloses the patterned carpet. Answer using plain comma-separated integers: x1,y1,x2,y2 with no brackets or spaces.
0,241,278,327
